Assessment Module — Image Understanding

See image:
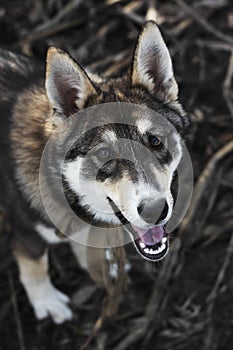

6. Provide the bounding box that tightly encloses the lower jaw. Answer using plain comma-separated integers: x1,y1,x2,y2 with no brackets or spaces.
107,198,169,261
134,236,169,261
124,223,169,262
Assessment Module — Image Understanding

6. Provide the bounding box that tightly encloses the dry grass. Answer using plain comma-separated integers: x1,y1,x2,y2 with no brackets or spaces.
0,0,232,349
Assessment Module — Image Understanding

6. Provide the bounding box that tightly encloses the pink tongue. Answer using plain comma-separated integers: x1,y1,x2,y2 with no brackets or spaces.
132,225,164,246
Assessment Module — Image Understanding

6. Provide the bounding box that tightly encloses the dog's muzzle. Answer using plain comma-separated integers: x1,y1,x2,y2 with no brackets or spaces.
107,198,169,261
131,224,168,261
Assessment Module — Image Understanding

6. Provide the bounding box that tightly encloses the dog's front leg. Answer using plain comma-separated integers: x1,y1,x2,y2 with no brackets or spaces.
14,249,73,324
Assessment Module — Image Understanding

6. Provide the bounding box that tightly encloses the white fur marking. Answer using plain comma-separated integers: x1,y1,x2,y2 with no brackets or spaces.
105,248,113,261
16,251,72,324
137,119,152,134
102,130,117,144
109,263,118,279
63,159,119,224
124,262,131,272
36,224,61,244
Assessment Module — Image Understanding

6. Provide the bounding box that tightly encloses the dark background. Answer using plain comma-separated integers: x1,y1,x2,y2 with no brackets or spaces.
0,1,233,349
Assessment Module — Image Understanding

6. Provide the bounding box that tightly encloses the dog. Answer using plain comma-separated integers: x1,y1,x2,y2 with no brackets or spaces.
0,21,190,323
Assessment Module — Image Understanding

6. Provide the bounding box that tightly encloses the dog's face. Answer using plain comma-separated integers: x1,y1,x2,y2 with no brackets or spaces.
45,22,189,261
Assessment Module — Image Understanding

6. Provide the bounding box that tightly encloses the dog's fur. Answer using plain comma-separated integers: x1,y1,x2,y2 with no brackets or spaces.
0,22,190,323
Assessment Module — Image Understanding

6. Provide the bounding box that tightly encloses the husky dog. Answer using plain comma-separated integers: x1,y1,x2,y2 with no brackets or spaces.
0,22,190,323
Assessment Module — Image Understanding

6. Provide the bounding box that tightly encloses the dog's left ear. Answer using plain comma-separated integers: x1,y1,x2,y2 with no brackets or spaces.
46,47,96,117
131,21,178,103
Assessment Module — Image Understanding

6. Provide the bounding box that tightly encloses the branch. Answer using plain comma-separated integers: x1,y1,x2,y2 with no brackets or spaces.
223,50,233,119
203,232,233,349
180,139,233,238
175,0,233,46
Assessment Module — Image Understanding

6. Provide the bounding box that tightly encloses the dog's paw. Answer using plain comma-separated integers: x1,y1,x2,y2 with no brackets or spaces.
27,280,73,324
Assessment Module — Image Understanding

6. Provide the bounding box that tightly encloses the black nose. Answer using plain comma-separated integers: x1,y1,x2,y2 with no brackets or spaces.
137,199,169,225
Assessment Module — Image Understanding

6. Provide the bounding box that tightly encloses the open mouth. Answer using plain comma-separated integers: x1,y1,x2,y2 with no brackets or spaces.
107,198,169,261
132,225,168,261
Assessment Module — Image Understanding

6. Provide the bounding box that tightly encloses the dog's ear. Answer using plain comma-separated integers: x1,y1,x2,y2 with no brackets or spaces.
131,21,178,103
46,47,96,116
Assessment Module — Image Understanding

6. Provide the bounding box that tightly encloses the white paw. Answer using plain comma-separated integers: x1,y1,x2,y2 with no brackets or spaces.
26,280,73,324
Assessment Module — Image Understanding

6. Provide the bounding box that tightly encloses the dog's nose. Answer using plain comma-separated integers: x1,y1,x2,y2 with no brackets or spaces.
137,199,169,225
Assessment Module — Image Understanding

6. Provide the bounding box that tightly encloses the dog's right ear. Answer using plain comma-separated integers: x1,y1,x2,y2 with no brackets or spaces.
46,47,96,117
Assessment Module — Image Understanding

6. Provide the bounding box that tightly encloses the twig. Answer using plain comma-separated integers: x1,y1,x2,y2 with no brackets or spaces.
175,0,233,47
121,0,142,14
106,0,124,4
202,220,233,247
145,0,158,22
21,18,86,55
187,40,206,108
0,296,14,323
87,49,131,72
8,273,26,350
0,211,4,232
33,0,84,32
180,139,233,238
198,40,233,52
186,169,222,246
223,50,233,119
203,232,233,350
206,233,233,308
111,239,182,350
79,311,105,350
20,0,85,55
119,1,145,25
79,237,128,350
171,18,193,35
141,239,182,348
20,2,110,55
102,53,132,78
111,321,147,350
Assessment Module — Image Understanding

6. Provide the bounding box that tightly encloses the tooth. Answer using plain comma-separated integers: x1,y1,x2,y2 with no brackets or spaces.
140,242,146,248
162,237,167,244
156,244,165,254
144,242,167,257
160,244,166,251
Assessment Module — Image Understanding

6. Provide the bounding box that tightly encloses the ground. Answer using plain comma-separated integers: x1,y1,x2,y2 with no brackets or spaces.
0,1,232,349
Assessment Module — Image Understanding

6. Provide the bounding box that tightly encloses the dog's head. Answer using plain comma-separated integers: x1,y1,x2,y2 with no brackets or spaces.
45,22,190,261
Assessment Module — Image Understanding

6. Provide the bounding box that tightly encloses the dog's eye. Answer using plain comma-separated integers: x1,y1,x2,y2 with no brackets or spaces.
149,135,162,148
97,148,111,159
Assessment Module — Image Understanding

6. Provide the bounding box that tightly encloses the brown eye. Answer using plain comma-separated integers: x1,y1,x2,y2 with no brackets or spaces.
149,135,162,148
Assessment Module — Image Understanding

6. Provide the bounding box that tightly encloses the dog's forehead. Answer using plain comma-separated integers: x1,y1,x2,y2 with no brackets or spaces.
100,124,139,145
98,117,173,144
102,129,118,143
86,81,181,133
85,119,175,147
136,119,152,134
